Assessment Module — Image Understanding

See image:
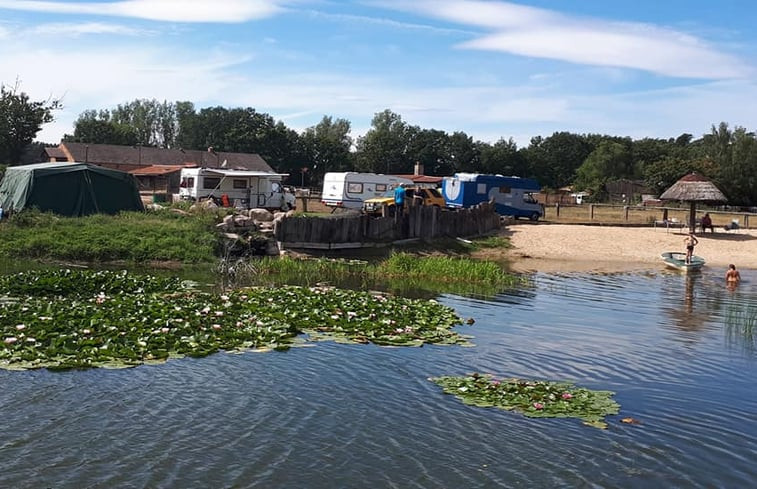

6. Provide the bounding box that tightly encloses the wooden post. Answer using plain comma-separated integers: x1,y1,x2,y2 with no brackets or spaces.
555,202,560,218
624,205,629,221
590,204,595,220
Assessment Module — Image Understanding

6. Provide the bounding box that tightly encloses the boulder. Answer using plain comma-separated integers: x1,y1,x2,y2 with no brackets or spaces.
249,208,274,222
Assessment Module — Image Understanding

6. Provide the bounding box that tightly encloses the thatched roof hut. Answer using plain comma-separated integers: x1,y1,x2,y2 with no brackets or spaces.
660,173,726,232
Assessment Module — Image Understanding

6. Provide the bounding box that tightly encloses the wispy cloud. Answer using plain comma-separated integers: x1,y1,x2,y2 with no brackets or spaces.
374,0,750,79
304,9,474,36
31,22,155,37
0,0,286,23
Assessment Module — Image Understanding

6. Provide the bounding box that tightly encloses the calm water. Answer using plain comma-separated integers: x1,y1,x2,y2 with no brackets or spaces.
1,267,756,488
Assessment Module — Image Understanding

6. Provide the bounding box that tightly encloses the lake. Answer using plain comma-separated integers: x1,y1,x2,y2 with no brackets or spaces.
0,266,755,488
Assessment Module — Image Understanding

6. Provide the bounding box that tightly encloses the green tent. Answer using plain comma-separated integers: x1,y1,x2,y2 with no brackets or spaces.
0,162,144,216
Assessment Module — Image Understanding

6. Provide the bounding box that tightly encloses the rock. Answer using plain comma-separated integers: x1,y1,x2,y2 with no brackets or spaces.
249,208,274,222
265,240,280,255
233,215,256,229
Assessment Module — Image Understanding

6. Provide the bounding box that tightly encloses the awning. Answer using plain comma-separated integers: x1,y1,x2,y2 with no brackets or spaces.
202,169,289,178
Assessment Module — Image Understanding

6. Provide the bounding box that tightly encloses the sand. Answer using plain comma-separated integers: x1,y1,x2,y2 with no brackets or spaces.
502,223,757,273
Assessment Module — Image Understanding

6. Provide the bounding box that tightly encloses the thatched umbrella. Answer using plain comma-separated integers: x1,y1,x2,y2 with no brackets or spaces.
660,173,727,232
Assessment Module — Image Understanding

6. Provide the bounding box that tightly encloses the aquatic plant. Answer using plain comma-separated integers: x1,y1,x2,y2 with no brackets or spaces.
0,269,185,297
0,270,465,370
249,253,524,297
724,304,757,354
430,373,620,429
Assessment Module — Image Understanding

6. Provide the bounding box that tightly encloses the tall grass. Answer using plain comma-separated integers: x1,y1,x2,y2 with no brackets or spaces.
724,304,757,353
0,209,221,262
247,252,525,297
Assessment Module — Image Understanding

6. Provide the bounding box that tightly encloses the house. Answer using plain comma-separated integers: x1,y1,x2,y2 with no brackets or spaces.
42,143,276,199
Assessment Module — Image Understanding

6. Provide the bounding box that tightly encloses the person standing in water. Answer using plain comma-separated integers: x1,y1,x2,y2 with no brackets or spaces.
725,264,741,284
683,233,698,264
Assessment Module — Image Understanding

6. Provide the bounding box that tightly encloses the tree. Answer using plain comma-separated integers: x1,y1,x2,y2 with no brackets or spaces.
573,141,633,200
355,110,412,174
300,116,353,186
64,110,138,146
0,81,61,165
524,132,593,188
479,137,527,176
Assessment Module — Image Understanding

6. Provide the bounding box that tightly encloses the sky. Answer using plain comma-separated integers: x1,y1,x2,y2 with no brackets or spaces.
1,0,756,147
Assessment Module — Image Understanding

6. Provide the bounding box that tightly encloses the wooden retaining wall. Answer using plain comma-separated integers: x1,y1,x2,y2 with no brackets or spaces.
275,202,501,249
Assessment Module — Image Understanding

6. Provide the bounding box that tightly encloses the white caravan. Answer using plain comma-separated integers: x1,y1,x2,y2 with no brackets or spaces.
321,172,413,209
178,168,296,210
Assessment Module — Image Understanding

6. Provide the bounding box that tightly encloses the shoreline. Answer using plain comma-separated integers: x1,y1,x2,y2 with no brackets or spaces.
501,223,757,273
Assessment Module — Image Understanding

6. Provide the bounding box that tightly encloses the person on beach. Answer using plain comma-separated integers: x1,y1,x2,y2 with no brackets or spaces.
725,264,741,284
684,233,698,264
701,213,714,233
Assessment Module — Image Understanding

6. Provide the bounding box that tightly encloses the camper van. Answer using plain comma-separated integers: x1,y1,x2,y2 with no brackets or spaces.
321,172,413,209
178,168,296,210
442,173,544,220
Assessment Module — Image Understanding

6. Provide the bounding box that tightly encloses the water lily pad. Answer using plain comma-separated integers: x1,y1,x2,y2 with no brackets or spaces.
430,373,620,428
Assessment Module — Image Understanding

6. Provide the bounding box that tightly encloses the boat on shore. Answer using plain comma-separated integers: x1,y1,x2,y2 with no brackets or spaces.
661,251,705,272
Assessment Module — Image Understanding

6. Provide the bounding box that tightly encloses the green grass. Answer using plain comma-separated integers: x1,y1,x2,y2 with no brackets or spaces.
0,209,222,263
246,252,525,297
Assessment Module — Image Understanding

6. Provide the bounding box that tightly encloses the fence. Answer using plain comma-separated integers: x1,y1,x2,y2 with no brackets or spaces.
274,201,501,249
548,204,754,229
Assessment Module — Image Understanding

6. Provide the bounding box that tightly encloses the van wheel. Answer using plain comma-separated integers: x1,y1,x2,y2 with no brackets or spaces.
529,212,540,221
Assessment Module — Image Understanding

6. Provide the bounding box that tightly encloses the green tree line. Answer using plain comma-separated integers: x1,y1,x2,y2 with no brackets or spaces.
2,86,756,206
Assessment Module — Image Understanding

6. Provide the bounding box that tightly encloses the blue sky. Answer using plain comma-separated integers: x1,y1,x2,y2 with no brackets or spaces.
1,0,756,147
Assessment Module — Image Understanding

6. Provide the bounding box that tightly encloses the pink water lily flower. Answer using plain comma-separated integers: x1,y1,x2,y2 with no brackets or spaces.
4,337,18,344
562,393,573,400
533,402,544,410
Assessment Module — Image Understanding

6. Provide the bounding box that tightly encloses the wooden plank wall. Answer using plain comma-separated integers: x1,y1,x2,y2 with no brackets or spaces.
274,201,501,248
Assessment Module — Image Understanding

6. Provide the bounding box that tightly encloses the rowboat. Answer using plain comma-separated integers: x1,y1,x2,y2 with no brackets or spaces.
661,251,705,272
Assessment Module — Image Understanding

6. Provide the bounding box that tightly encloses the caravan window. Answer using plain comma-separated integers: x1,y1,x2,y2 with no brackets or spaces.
202,177,221,189
348,183,363,193
477,183,487,194
180,177,194,188
232,179,247,189
376,184,387,192
499,186,511,194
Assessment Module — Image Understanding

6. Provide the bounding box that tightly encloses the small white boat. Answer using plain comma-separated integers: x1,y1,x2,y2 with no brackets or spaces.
661,251,705,272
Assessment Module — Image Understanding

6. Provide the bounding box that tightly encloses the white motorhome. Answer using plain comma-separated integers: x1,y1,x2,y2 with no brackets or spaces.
178,168,296,210
321,172,413,209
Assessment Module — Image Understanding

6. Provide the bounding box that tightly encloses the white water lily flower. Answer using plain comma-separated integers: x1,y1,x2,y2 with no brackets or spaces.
4,337,18,344
15,324,25,330
212,324,222,330
82,329,91,335
161,327,170,333
25,338,36,343
220,295,229,301
201,306,211,314
215,311,224,317
137,341,147,347
458,386,468,392
330,315,340,320
39,316,52,321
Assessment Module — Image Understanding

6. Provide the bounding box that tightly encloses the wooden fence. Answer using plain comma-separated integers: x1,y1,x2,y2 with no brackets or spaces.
275,202,501,249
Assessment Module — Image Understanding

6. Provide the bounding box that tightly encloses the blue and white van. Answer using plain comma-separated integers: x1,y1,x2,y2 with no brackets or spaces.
442,173,544,220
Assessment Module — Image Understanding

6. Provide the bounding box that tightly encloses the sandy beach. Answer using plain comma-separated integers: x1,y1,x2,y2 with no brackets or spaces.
502,223,757,273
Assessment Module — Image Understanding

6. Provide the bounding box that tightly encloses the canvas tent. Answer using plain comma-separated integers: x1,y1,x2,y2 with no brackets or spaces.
0,162,144,216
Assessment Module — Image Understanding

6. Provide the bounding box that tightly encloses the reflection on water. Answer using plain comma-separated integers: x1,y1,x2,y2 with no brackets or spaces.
0,265,756,488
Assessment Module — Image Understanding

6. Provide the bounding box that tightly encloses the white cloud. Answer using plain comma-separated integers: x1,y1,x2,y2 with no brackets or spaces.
31,22,155,37
0,0,285,23
374,0,751,79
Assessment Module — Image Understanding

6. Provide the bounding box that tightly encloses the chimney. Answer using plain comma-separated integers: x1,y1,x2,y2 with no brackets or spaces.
414,161,424,176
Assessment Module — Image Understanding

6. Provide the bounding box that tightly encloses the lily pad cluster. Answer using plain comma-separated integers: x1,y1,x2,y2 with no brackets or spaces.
0,269,464,370
431,373,620,428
